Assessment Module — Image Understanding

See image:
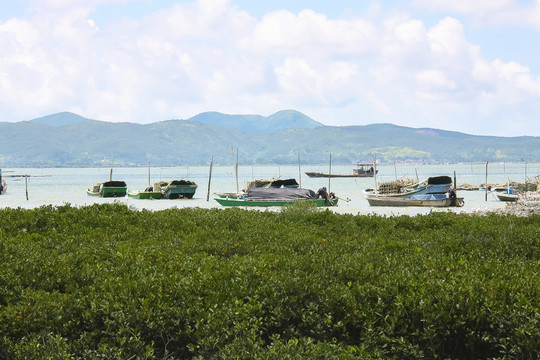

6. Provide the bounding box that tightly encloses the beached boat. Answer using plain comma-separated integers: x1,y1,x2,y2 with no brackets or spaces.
87,180,128,197
215,187,337,207
305,163,377,178
492,187,518,202
155,180,198,199
364,176,463,207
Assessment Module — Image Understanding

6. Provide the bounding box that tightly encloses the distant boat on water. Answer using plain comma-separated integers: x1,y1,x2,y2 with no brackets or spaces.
306,163,377,178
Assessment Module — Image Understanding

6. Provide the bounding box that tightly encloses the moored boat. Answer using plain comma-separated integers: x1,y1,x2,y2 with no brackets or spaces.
364,176,463,207
87,180,128,197
215,187,338,207
492,187,518,202
215,178,299,199
127,187,162,199
306,163,377,178
155,180,198,199
0,169,6,195
127,162,162,199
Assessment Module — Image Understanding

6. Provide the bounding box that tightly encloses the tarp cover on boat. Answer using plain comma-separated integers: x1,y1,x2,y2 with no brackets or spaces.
247,187,318,200
269,179,299,188
102,181,127,187
427,176,452,185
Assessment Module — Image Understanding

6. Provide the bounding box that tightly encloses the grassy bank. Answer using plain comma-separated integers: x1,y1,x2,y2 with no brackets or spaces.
0,203,538,359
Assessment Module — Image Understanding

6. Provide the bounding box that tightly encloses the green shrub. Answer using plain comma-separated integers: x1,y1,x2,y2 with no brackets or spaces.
0,204,538,359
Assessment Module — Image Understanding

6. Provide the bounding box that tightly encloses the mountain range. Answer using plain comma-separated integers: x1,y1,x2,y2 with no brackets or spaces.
0,110,539,167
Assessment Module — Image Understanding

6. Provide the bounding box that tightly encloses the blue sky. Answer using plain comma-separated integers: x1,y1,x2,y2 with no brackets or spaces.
1,0,540,137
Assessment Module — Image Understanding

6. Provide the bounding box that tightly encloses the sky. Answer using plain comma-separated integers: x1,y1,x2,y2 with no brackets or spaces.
1,0,540,137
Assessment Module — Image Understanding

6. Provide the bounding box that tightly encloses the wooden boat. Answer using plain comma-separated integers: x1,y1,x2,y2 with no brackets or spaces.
492,187,518,202
305,163,377,178
215,178,299,199
155,180,198,199
364,176,464,207
128,187,162,199
127,162,162,199
215,187,338,207
87,180,128,197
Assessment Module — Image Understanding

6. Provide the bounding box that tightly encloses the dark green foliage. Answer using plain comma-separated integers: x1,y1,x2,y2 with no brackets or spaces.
0,204,538,359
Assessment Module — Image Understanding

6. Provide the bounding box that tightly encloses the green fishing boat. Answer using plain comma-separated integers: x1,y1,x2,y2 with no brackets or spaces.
155,180,198,199
127,188,162,199
87,180,128,197
127,162,162,199
215,197,338,207
215,187,337,207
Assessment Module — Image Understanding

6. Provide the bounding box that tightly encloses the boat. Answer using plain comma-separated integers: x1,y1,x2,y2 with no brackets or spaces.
87,180,128,197
215,178,299,199
364,176,464,207
0,169,6,195
155,180,198,199
305,163,377,178
215,186,338,207
127,186,162,199
127,162,162,199
492,187,518,202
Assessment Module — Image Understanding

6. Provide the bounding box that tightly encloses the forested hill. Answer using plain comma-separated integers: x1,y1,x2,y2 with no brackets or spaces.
0,111,539,167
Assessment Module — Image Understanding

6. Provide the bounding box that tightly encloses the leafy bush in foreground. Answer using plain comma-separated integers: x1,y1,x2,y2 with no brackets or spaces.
0,203,538,359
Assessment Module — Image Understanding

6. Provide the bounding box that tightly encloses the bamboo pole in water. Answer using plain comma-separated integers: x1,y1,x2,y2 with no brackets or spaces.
207,156,213,202
298,154,301,188
485,161,489,201
372,152,378,193
328,153,332,193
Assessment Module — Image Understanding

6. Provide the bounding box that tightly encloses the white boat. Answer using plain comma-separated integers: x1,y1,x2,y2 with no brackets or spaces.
364,176,464,207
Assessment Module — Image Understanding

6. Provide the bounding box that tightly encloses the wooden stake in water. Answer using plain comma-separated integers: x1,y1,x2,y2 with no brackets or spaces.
25,175,28,200
372,152,378,193
328,153,332,193
298,154,302,188
485,161,489,201
206,156,213,202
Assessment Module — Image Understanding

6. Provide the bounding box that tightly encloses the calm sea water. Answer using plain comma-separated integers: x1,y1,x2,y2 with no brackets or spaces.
1,162,538,216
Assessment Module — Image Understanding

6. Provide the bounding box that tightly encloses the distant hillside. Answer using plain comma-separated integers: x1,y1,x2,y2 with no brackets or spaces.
0,112,539,167
187,110,323,133
29,112,93,127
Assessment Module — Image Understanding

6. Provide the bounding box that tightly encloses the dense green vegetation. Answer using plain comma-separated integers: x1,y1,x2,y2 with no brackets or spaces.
0,203,538,359
1,111,540,167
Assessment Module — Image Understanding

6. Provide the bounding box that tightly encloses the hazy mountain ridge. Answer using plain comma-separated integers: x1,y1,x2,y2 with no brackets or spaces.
0,111,539,167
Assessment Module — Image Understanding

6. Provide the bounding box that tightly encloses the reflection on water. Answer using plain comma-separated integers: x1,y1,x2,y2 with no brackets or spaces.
1,162,538,216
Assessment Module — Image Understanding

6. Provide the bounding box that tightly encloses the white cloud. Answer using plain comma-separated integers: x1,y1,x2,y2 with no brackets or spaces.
414,0,514,13
0,1,540,136
243,9,377,57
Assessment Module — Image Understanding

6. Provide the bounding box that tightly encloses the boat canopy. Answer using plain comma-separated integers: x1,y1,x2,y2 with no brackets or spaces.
427,176,452,185
102,181,127,187
269,179,299,188
169,180,197,186
247,187,317,200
